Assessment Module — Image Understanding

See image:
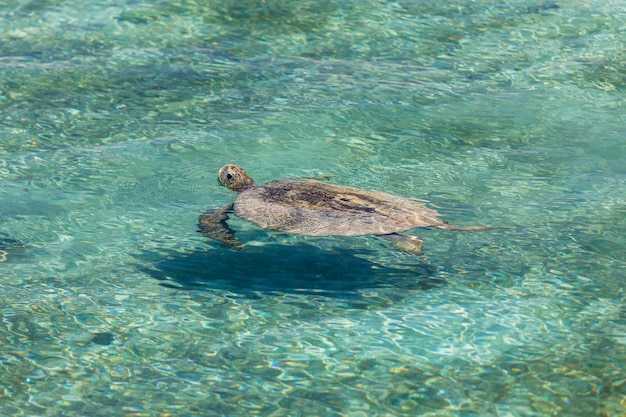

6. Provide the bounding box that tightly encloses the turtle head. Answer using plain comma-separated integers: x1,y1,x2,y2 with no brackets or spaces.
218,164,254,192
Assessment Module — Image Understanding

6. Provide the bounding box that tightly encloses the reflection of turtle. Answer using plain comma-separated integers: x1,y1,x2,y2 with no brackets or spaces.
199,164,492,254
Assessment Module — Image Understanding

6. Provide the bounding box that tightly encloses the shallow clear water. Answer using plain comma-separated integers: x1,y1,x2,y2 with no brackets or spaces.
1,0,625,415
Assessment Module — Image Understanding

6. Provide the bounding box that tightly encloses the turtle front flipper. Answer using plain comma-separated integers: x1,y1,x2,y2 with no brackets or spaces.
198,204,243,249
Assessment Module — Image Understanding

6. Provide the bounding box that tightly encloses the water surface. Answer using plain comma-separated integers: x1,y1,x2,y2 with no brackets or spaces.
1,0,625,415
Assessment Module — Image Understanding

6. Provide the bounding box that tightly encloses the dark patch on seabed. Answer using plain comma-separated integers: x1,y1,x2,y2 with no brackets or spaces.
0,232,29,263
137,242,441,302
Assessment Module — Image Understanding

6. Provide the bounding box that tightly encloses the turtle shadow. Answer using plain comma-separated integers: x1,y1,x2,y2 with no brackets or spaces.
137,241,441,300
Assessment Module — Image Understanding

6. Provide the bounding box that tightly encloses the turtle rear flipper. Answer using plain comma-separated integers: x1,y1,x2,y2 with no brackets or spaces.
198,204,243,249
380,233,425,255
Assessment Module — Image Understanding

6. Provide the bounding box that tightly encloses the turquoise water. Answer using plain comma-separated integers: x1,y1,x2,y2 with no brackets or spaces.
1,0,625,415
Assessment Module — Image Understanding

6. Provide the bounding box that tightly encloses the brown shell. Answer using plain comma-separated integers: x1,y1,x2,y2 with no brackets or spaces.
233,179,443,236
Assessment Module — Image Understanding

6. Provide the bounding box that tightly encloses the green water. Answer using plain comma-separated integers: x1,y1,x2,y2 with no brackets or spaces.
1,0,625,415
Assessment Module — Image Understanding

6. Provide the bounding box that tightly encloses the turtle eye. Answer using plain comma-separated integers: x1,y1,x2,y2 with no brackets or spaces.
226,173,234,181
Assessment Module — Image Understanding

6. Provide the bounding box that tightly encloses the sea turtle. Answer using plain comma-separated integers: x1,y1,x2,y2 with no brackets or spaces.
198,164,492,254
